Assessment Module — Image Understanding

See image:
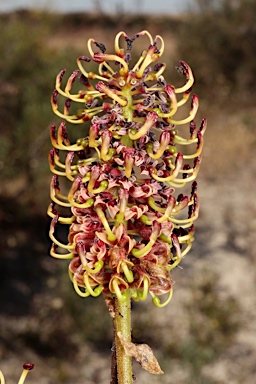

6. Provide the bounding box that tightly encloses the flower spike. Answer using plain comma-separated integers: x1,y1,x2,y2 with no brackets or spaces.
48,30,206,306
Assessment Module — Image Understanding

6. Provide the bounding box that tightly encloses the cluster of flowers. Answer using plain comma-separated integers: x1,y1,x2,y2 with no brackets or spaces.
48,31,206,307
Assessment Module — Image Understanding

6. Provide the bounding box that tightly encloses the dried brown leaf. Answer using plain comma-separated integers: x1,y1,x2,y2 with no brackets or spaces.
118,332,164,375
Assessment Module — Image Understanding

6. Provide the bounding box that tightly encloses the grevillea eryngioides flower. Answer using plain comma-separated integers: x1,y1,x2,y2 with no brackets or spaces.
48,31,206,307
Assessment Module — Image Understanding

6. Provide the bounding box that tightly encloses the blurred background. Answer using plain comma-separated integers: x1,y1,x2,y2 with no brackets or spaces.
0,0,256,383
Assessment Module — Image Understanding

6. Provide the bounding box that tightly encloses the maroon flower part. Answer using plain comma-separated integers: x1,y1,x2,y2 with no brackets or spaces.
47,31,207,307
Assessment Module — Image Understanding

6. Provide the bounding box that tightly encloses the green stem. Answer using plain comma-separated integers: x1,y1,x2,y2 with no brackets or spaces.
114,290,133,384
121,85,134,149
122,86,133,122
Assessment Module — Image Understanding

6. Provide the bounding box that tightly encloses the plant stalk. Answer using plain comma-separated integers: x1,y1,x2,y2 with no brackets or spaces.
114,290,133,384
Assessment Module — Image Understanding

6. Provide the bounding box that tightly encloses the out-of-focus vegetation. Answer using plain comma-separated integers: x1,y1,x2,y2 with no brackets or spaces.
0,11,81,207
176,0,256,104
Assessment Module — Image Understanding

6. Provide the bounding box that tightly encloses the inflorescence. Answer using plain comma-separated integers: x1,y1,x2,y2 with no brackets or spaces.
48,30,206,307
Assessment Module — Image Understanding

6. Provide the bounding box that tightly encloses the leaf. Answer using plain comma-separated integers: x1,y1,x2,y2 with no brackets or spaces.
117,332,164,375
